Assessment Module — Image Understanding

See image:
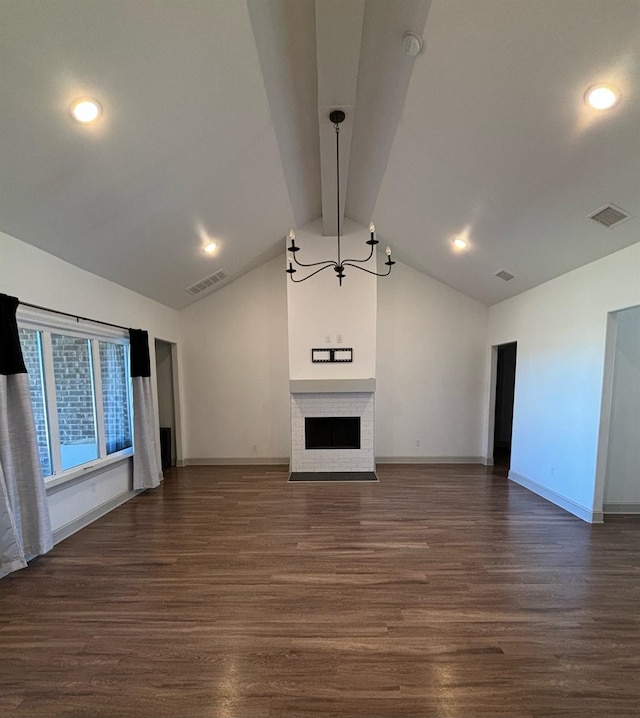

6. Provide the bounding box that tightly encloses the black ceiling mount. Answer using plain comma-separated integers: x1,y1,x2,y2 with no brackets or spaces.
329,109,345,124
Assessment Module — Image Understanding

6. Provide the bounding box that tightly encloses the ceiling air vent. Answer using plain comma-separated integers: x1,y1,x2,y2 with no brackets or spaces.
495,270,514,282
186,269,229,296
589,203,631,229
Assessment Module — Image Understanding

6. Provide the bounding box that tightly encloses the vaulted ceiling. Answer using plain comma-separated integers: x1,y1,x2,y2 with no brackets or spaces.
1,0,638,309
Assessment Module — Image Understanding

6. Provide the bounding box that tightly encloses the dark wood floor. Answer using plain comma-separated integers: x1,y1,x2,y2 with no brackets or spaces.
1,465,639,717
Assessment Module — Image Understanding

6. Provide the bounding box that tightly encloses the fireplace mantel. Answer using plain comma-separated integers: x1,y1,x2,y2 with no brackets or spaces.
289,378,375,394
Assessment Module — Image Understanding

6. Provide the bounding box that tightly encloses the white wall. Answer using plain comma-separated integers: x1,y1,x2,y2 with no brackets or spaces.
180,253,290,462
376,260,489,460
0,230,182,538
180,249,490,464
488,243,640,522
287,219,377,380
603,305,640,509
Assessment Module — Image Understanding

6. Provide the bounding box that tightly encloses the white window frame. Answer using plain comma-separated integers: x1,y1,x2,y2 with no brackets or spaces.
17,307,134,489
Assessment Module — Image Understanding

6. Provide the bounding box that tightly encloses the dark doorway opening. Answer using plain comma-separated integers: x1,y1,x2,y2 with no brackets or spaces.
493,342,517,468
305,417,361,450
155,338,177,470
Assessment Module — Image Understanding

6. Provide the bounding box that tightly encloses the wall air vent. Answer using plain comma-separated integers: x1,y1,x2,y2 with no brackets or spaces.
589,203,632,229
186,269,229,296
495,270,514,282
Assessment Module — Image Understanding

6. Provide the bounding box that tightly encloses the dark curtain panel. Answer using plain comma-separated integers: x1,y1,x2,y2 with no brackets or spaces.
128,328,160,490
129,328,151,377
0,294,27,374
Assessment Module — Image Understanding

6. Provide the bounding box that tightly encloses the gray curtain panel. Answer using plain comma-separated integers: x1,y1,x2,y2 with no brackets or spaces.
129,329,161,490
132,377,161,490
0,294,52,579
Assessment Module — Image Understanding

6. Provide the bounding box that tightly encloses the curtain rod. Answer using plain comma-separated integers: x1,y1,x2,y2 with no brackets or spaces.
19,301,130,332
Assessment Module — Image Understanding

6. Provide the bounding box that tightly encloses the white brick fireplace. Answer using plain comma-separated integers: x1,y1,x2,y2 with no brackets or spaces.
290,381,375,472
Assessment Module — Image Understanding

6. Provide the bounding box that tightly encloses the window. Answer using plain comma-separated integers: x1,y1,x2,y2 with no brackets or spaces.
17,312,133,483
52,334,100,470
99,341,132,455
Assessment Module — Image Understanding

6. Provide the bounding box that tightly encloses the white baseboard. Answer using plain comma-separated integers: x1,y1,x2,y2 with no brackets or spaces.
508,470,602,523
483,457,494,466
185,456,486,467
603,502,640,515
176,458,186,467
186,457,289,466
375,456,485,464
52,489,142,545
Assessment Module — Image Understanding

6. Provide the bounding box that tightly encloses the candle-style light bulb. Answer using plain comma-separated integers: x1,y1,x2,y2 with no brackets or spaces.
288,229,296,241
385,245,392,256
369,222,375,234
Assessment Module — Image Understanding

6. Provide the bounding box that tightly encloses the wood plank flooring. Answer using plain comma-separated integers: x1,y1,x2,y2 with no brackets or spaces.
1,464,640,717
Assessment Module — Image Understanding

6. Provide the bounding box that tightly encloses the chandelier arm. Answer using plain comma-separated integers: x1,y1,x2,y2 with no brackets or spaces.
289,264,337,283
341,261,393,277
341,243,375,266
291,255,337,269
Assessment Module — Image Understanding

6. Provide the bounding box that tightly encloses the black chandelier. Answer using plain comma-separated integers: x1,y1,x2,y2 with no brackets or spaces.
286,109,395,285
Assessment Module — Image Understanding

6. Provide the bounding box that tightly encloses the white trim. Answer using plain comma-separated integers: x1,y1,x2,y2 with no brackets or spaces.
52,488,141,545
45,450,133,492
170,341,184,467
508,470,602,523
186,456,489,466
485,345,499,463
17,305,127,342
603,503,640,515
375,456,485,464
483,456,495,466
593,311,619,514
186,456,490,467
91,339,107,459
40,330,62,475
186,457,289,466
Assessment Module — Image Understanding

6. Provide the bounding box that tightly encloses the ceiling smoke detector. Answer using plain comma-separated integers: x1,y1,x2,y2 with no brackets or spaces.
588,203,632,229
403,32,423,57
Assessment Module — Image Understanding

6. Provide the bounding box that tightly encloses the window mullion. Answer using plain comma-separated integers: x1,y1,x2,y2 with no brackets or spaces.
41,331,62,475
92,339,107,458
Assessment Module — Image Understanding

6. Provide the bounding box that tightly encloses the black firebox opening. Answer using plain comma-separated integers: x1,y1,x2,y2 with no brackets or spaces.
305,417,361,450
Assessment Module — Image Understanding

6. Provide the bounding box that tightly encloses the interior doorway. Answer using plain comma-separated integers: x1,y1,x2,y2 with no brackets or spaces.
599,306,640,515
493,342,517,468
155,338,177,470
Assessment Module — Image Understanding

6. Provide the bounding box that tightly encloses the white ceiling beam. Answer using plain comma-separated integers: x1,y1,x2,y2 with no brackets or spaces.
315,0,365,236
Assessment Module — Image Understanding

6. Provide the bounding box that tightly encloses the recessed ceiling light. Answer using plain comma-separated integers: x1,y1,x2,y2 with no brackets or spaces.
203,242,217,254
584,84,620,111
70,98,102,123
453,237,468,251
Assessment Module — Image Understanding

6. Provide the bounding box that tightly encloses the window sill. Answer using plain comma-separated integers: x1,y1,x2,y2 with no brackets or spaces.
44,448,134,494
